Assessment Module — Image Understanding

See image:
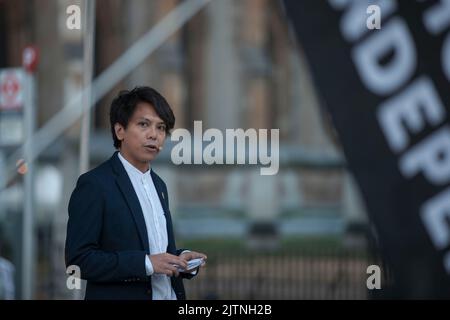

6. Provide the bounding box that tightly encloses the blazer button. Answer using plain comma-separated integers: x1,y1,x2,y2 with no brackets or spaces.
146,289,152,295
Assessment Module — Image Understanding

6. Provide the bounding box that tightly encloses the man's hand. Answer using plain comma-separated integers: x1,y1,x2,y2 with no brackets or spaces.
179,251,207,272
148,253,188,277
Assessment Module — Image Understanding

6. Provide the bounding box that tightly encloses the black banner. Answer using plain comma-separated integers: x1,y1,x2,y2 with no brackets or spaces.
283,0,450,297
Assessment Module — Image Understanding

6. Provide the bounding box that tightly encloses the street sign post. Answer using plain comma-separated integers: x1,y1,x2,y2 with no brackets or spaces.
21,45,38,300
0,69,25,111
0,68,25,147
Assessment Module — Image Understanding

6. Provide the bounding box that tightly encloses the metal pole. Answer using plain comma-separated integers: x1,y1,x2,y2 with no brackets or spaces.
22,71,36,300
75,0,96,300
0,151,5,213
79,0,96,175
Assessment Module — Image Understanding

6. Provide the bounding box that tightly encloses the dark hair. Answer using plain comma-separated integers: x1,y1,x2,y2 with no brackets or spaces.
109,86,175,149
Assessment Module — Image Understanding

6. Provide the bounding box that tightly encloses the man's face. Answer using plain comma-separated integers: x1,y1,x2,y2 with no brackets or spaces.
115,102,167,172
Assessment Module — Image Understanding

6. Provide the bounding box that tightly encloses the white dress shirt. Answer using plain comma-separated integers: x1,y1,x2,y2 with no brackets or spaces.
118,152,177,300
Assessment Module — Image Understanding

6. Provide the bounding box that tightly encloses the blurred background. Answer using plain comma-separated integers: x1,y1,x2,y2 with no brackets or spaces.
0,0,390,300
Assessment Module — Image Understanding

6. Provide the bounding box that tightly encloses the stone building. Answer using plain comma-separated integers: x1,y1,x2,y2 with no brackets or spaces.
0,0,368,299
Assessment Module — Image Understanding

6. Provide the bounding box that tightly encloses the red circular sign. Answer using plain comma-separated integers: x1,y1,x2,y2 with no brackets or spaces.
0,73,21,109
23,46,39,73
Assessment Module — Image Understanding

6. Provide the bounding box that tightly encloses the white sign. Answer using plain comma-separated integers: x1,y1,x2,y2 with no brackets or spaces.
0,68,25,111
0,113,23,146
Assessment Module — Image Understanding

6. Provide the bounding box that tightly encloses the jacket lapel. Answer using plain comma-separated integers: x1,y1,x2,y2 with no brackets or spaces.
110,152,150,253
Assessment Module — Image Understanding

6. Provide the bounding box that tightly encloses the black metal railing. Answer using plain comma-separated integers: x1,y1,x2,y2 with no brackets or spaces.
184,246,393,300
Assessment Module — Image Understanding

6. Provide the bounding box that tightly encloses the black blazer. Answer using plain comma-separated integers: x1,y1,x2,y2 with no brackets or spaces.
65,152,191,300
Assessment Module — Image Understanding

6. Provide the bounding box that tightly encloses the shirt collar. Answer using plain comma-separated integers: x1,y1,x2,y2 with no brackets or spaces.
118,152,151,181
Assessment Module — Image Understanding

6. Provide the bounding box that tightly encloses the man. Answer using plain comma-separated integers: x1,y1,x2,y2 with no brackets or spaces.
65,86,207,300
0,239,15,300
